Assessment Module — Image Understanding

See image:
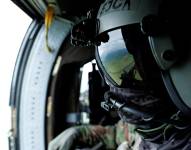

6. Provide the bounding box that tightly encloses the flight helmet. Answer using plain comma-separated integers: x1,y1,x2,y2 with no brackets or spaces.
95,0,191,124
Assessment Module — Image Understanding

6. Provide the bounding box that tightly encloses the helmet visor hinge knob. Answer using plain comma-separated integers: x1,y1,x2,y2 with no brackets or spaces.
141,14,168,36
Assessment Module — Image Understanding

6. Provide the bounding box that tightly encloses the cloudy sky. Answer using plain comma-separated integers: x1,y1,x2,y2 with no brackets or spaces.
0,1,31,150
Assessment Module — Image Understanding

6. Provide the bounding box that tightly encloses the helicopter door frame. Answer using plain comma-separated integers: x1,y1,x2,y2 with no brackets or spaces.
9,17,73,150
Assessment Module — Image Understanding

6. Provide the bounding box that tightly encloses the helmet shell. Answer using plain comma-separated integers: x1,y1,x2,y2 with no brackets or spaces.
97,0,162,34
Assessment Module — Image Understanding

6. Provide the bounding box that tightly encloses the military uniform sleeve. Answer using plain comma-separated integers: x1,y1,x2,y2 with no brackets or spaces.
48,127,79,150
48,124,117,150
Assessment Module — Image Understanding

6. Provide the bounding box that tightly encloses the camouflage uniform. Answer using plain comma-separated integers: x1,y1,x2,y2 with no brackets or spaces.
48,120,140,150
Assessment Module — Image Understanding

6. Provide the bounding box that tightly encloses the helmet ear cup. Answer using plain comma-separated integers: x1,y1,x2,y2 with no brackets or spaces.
141,1,191,117
140,15,177,70
148,35,177,70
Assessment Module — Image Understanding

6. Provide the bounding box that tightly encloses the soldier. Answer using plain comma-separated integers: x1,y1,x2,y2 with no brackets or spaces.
70,0,191,149
90,0,191,149
50,0,191,149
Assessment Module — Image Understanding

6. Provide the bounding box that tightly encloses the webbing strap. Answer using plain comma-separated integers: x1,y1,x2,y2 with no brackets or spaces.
45,4,55,52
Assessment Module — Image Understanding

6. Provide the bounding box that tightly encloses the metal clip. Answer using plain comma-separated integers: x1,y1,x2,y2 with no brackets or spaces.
8,129,16,150
101,101,113,111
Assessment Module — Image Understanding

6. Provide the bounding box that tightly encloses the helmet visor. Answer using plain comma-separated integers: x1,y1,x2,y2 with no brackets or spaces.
96,28,142,87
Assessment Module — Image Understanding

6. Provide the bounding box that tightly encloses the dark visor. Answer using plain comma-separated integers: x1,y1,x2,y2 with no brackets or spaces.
96,28,142,87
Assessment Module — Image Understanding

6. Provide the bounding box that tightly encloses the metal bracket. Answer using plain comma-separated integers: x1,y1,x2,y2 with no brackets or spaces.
8,130,16,150
101,101,113,111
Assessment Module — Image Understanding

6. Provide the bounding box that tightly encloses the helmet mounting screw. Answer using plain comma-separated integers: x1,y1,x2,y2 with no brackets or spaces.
162,49,176,61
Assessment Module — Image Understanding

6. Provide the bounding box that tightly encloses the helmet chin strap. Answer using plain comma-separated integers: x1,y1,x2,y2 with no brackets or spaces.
102,86,190,127
102,87,158,124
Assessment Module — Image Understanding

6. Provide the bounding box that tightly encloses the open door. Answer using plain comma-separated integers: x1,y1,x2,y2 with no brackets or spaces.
9,16,74,150
9,1,106,150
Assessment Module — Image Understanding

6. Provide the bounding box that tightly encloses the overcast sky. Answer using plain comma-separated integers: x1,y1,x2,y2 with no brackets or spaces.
0,1,31,150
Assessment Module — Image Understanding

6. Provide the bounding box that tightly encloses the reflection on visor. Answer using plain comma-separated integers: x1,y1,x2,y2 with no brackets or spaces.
97,29,136,86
